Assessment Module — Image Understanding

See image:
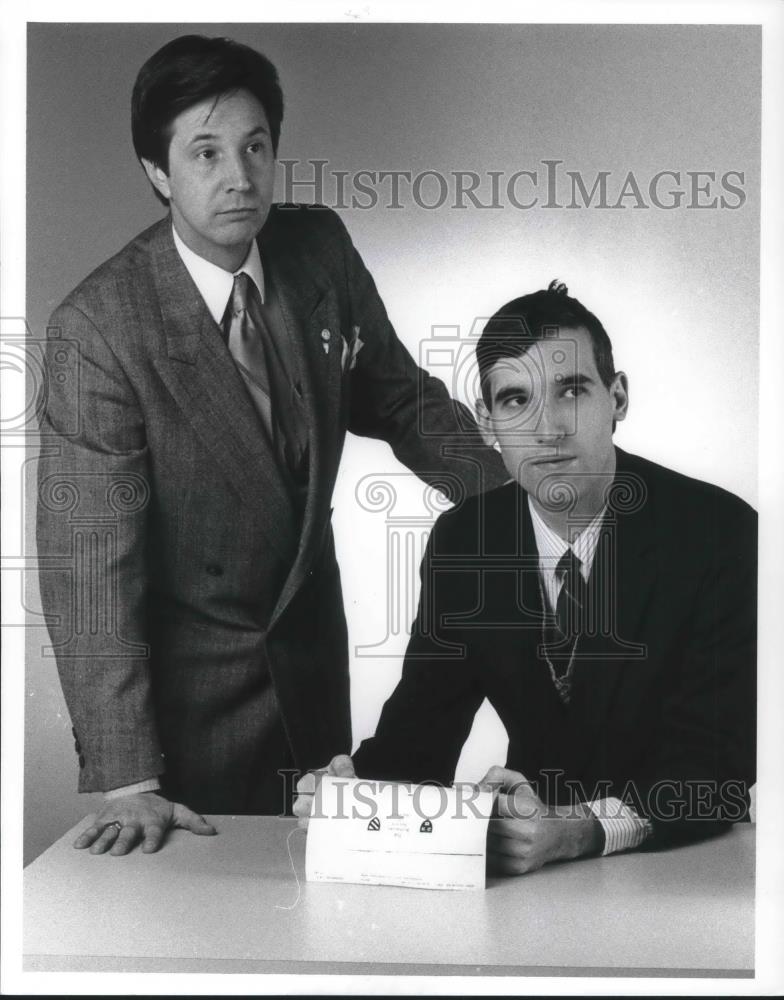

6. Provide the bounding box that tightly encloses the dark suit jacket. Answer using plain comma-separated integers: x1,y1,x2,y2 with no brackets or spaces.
354,448,757,846
36,204,507,810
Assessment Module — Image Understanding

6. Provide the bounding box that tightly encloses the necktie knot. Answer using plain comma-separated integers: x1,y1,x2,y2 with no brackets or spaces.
230,272,254,317
556,548,582,586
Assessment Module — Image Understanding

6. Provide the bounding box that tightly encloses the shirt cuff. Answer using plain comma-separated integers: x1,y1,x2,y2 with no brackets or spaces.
104,777,162,800
586,796,653,856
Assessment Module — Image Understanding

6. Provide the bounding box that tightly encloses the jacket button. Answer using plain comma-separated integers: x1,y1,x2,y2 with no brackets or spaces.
78,754,86,769
206,563,224,576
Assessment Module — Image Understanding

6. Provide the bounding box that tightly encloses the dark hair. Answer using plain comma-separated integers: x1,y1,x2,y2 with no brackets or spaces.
477,280,616,408
131,35,284,204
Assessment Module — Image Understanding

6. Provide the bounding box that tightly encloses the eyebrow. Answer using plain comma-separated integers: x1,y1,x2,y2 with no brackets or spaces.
557,373,595,388
188,125,270,145
493,384,530,405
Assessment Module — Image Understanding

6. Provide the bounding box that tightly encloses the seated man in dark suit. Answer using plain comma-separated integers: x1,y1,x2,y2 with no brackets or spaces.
295,280,757,874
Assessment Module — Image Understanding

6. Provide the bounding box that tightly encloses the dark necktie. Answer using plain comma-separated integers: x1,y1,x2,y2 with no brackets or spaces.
541,547,589,705
554,548,588,645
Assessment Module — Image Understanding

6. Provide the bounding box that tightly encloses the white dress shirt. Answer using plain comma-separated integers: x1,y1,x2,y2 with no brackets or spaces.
172,223,265,320
528,496,652,856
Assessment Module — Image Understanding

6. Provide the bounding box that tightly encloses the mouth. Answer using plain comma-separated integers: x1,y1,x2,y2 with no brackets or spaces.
218,207,259,217
528,455,577,469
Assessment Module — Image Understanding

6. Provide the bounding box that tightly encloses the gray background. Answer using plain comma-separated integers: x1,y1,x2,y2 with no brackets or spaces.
24,22,760,863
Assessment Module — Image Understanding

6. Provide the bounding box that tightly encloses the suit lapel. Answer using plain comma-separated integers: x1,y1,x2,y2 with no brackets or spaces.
514,491,584,772
258,229,345,625
456,487,578,783
148,222,298,563
473,461,658,784
448,484,542,631
568,449,656,767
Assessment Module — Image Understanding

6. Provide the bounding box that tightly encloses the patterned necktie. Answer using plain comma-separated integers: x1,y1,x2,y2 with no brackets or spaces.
224,273,309,500
225,272,272,403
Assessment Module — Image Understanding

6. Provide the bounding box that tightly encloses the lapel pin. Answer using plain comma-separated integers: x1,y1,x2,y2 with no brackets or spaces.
321,328,331,354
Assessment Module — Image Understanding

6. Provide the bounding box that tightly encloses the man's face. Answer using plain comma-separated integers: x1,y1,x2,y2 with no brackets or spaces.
476,326,629,515
143,88,275,271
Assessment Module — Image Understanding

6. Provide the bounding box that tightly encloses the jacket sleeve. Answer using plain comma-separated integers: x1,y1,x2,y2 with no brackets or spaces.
633,501,757,847
334,212,508,501
353,515,485,784
36,302,165,792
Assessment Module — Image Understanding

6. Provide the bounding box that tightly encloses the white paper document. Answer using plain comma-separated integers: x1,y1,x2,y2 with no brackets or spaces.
305,776,494,891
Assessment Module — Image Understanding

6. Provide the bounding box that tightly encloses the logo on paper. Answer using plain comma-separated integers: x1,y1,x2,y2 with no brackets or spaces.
367,817,381,831
419,819,433,833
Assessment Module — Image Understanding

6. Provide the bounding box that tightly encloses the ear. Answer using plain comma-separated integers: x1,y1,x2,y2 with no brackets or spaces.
475,398,497,448
610,372,629,423
141,158,172,202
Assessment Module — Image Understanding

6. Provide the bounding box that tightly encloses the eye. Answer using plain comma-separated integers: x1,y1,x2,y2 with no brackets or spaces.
563,386,586,399
502,394,529,410
196,148,216,161
247,141,266,155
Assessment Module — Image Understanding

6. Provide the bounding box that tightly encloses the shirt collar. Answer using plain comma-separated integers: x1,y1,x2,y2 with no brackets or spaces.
528,494,606,583
171,223,265,325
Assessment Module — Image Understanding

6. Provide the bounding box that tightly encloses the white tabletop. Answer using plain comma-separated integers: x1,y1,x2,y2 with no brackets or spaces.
23,816,754,976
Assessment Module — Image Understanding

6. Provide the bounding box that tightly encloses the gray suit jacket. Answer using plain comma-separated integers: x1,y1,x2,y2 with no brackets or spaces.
37,205,507,809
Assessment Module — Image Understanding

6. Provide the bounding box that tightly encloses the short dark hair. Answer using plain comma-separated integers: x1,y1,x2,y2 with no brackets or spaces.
477,280,616,408
131,35,284,203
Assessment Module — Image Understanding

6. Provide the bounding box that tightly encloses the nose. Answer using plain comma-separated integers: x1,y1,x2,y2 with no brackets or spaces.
533,394,569,443
224,152,253,192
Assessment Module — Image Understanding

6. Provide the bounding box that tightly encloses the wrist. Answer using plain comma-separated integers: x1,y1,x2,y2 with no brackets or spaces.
560,813,604,860
103,776,162,800
577,815,604,857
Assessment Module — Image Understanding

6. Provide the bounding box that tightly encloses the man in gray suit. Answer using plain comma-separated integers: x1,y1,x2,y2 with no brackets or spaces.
37,34,507,855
